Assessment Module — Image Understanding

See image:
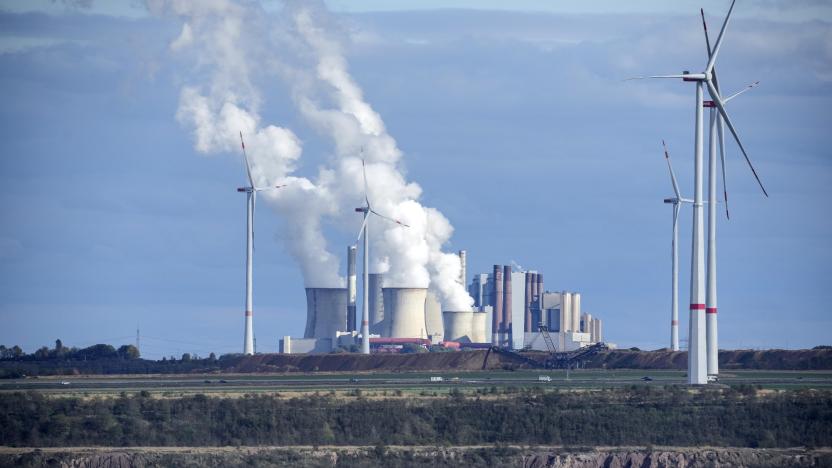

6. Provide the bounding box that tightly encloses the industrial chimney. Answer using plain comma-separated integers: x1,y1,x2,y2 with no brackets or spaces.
502,265,512,348
458,250,467,286
492,265,503,346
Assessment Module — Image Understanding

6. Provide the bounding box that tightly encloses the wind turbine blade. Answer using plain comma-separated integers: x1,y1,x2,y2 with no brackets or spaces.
623,74,692,81
663,140,682,199
724,81,760,103
356,213,369,243
370,209,410,228
705,0,737,75
701,8,713,57
717,117,730,220
361,156,370,208
701,8,723,96
254,184,288,192
706,80,768,197
239,131,255,188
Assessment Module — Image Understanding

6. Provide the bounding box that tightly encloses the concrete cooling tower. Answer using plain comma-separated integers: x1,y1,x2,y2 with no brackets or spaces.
443,310,473,342
304,288,348,339
383,287,428,338
425,291,444,341
471,311,487,343
368,273,385,335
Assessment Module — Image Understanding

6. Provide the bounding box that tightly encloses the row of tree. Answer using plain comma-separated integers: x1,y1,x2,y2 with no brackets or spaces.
1,340,140,361
1,386,829,448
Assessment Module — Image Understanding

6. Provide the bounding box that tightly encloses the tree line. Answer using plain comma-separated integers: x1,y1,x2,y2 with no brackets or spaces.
1,386,830,448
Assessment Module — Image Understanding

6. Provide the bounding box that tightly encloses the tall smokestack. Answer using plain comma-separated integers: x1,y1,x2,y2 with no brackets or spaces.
492,265,503,346
347,245,357,332
524,272,533,332
571,292,581,336
536,273,544,302
458,250,467,286
503,265,512,348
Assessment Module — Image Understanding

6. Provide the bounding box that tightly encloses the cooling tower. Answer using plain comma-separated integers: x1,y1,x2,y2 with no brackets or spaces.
425,291,444,341
304,288,348,339
443,310,473,342
471,311,487,343
492,265,503,345
571,293,581,334
368,273,385,335
383,287,428,338
347,245,357,332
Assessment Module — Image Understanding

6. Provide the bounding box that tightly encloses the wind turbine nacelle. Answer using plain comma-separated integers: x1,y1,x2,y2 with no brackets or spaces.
664,198,679,204
682,70,697,82
704,100,716,108
355,207,368,213
237,187,251,193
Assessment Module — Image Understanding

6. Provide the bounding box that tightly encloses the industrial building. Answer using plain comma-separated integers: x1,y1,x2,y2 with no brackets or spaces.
280,253,606,354
468,265,605,351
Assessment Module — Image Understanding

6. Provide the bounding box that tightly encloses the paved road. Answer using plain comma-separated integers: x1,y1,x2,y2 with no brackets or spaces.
2,370,830,393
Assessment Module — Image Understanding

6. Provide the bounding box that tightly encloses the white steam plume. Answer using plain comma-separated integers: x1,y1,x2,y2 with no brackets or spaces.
150,0,473,309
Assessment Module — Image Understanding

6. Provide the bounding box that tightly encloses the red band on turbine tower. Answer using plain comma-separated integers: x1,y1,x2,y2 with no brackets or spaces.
245,311,253,317
671,320,679,326
706,307,718,314
690,304,706,310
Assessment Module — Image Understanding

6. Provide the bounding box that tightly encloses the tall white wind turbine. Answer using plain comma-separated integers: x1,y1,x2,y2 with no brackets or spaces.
238,132,286,355
354,157,409,354
662,141,691,352
701,8,761,380
630,0,767,384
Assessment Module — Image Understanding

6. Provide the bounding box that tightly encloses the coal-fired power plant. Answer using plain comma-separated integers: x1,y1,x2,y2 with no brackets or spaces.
304,288,348,339
383,287,429,339
279,252,610,355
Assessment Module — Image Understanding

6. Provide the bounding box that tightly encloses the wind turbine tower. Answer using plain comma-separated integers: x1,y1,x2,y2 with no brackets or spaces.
237,132,286,355
630,0,767,384
354,157,409,354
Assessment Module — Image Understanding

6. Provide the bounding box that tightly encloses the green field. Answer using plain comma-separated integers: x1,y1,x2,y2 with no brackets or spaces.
3,369,831,396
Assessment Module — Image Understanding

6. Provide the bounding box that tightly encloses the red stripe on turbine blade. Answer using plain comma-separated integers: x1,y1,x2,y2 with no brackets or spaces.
706,308,718,314
690,304,706,310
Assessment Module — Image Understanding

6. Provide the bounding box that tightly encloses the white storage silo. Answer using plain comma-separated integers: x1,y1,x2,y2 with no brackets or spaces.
571,293,581,334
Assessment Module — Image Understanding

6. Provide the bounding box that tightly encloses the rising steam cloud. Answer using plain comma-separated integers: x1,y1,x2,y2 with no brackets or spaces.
149,0,473,311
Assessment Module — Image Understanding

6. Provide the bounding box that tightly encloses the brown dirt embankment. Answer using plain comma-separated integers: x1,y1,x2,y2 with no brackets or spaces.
221,347,832,373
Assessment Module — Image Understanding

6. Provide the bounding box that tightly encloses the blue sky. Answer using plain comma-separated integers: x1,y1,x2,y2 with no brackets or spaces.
0,1,830,358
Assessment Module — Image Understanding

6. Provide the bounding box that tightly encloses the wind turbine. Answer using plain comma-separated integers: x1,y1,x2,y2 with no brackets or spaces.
662,140,691,352
701,8,760,380
630,0,767,384
238,132,286,355
354,157,409,354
